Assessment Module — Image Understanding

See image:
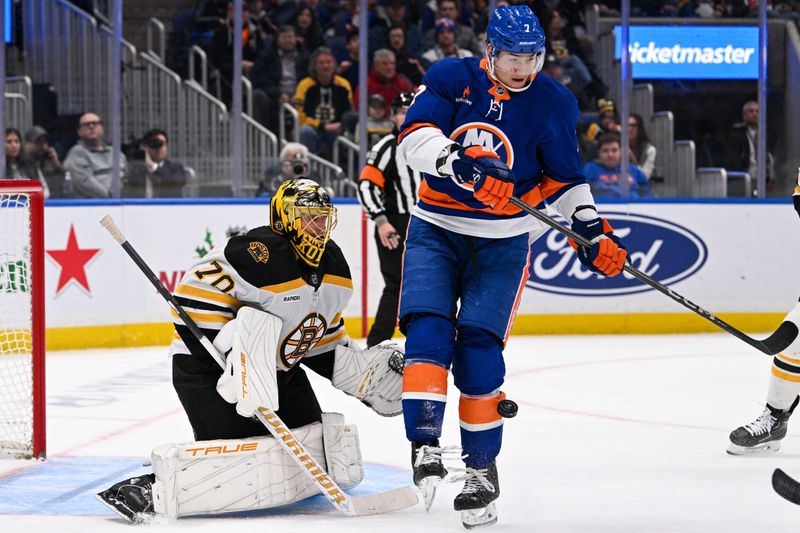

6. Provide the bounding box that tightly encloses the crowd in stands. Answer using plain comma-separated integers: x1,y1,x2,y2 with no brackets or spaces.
9,0,799,199
5,113,189,199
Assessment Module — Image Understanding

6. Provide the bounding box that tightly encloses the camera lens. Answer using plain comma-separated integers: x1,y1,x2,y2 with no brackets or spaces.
293,163,307,175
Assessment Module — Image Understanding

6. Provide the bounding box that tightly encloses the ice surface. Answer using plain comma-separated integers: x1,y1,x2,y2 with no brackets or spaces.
1,333,798,532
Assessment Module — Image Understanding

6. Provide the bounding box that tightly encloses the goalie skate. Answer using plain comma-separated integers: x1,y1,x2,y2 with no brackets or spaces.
411,440,449,511
453,463,499,529
96,474,156,523
727,399,797,455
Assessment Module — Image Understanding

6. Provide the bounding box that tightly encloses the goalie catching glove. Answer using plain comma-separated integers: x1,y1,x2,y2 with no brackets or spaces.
568,205,627,277
333,341,404,417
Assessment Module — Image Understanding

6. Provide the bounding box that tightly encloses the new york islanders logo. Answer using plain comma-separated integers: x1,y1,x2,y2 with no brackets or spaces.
449,122,514,190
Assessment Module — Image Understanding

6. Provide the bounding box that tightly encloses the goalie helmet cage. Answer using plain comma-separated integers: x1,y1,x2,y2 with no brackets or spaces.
0,180,46,459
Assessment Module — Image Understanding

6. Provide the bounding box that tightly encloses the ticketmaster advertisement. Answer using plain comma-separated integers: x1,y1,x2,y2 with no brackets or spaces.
613,25,758,79
25,200,800,348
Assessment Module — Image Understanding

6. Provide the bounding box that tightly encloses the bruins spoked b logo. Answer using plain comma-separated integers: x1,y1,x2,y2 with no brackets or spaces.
279,313,327,369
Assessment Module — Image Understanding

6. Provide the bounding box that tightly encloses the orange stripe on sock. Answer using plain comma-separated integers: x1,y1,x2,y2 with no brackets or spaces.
403,362,448,395
459,392,506,425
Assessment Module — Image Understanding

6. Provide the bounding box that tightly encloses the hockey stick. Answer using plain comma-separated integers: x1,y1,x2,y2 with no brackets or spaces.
99,215,417,516
773,468,800,505
509,196,797,356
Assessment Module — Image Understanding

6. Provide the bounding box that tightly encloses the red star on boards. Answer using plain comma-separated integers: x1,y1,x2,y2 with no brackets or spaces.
46,225,101,295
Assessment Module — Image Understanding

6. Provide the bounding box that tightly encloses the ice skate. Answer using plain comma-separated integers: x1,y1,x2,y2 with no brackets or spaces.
727,398,797,455
412,440,449,511
96,473,156,523
453,463,499,529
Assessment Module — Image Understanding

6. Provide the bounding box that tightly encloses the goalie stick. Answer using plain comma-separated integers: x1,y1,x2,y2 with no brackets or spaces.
773,468,800,505
99,215,417,517
509,196,797,356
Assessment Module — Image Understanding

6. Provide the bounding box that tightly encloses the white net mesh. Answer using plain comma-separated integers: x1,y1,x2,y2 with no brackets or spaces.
0,192,35,457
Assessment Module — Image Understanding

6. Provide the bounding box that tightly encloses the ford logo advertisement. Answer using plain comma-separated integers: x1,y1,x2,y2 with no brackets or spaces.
527,213,707,297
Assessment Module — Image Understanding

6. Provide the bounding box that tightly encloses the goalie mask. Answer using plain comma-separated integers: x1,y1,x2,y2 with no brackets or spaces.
270,178,338,268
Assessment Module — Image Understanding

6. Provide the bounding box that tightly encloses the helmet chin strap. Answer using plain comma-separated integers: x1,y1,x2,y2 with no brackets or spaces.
486,44,542,93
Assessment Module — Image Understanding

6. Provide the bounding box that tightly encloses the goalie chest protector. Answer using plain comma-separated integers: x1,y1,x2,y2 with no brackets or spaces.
172,226,352,371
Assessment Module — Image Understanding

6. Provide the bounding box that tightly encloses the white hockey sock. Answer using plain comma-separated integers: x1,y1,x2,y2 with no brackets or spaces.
767,353,800,411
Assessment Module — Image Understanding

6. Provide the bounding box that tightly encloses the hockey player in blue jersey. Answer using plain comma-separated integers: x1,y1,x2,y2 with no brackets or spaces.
396,5,628,528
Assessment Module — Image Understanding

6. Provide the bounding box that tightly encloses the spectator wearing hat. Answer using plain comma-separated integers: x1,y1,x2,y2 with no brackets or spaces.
422,17,473,63
424,0,481,56
24,125,66,198
354,94,395,149
354,49,412,115
294,46,353,158
123,129,188,198
581,99,620,163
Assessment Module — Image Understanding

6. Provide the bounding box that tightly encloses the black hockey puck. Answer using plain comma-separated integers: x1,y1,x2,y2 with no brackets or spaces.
497,399,518,418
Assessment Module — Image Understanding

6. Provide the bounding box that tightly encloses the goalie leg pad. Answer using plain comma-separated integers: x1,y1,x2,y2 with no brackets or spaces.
151,414,364,518
322,412,364,490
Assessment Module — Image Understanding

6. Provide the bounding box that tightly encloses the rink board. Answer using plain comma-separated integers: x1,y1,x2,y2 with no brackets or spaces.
20,198,798,349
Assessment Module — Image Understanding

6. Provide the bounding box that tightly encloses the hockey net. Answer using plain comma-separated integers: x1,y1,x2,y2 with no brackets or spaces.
0,181,46,459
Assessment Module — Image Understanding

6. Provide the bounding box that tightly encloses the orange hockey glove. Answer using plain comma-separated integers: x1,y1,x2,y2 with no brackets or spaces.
451,146,516,210
568,208,627,277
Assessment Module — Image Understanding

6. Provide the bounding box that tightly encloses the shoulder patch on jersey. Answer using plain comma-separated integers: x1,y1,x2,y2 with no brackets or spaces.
247,241,270,264
224,226,301,289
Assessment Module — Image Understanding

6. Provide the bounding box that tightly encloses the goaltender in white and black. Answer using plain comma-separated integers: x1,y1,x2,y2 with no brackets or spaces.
97,178,405,522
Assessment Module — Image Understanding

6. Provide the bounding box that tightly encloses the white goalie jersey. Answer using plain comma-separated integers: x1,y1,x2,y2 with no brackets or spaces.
168,225,352,370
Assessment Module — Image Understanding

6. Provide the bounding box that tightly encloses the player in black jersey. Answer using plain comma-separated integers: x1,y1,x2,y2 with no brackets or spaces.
97,179,405,522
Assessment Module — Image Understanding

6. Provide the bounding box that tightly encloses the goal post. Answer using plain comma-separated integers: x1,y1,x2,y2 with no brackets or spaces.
0,180,46,459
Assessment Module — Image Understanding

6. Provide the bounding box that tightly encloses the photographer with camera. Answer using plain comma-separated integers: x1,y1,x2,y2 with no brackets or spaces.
123,129,188,198
257,142,310,197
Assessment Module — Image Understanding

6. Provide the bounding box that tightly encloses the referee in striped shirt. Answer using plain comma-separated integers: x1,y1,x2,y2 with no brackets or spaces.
357,92,422,347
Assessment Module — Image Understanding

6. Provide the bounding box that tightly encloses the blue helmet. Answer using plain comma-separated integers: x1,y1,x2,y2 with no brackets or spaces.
486,5,545,56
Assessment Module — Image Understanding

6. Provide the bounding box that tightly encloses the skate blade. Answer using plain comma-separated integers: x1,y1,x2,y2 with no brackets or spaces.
726,440,781,456
460,502,498,529
419,477,442,512
95,492,136,523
